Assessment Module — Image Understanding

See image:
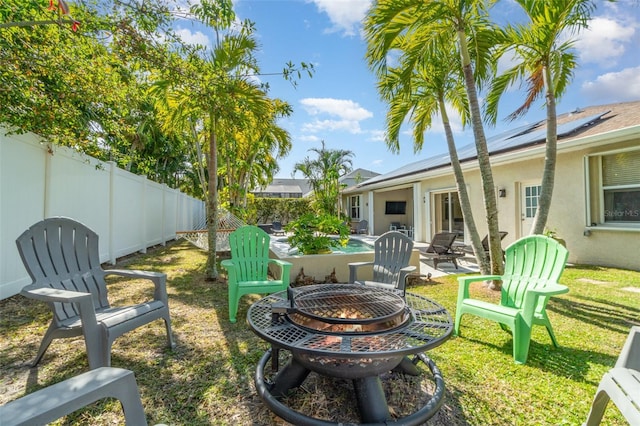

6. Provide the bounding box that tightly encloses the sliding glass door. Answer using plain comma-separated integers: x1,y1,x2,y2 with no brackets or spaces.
433,192,464,240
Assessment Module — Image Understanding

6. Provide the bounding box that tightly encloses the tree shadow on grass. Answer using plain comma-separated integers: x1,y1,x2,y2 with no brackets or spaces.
457,332,617,385
548,295,640,333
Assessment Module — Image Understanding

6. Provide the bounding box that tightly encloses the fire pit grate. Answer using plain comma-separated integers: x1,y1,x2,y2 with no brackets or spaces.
248,284,453,425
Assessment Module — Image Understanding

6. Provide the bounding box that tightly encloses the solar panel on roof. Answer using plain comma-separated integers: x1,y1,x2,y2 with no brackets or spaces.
359,111,609,187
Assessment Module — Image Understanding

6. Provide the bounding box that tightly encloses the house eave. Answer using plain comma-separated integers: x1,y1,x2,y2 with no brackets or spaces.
347,124,640,193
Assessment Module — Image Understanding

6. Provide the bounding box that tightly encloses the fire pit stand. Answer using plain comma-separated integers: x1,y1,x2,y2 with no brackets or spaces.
247,284,453,425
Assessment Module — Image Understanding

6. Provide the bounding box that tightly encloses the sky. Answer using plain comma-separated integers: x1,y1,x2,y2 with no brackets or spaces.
176,0,640,178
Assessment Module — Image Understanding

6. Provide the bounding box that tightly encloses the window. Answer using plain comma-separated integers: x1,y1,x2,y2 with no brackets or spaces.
587,148,640,226
350,195,361,219
602,150,640,223
385,201,406,215
524,185,541,219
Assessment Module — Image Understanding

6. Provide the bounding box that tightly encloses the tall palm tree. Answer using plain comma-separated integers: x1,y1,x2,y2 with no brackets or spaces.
292,141,353,216
485,0,603,235
376,32,490,273
153,20,269,279
365,0,505,280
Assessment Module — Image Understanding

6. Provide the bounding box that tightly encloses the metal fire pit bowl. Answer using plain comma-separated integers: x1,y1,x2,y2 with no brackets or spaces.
247,283,453,425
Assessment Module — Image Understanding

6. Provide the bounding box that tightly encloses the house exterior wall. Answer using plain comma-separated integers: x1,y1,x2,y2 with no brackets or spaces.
346,129,639,271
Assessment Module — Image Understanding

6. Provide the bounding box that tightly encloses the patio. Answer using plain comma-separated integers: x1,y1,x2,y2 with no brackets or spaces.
0,239,637,425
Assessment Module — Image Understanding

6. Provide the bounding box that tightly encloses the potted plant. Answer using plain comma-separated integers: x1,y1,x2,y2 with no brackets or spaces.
285,213,350,255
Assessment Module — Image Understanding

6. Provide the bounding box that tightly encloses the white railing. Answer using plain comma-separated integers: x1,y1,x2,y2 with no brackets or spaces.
0,127,206,299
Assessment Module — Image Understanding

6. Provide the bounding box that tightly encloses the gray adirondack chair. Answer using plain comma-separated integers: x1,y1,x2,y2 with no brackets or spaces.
16,217,175,369
348,231,416,292
0,367,149,426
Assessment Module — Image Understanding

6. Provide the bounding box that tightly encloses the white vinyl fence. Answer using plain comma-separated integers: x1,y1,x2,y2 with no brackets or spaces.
0,127,206,300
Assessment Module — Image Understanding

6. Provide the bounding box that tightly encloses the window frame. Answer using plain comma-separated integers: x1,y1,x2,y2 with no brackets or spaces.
586,146,640,230
350,195,361,220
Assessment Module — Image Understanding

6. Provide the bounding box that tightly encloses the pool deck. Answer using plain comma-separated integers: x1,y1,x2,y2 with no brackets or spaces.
269,234,480,283
349,235,480,279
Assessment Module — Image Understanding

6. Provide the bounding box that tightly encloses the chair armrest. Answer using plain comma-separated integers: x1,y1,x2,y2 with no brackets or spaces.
521,283,569,322
20,286,104,369
268,259,293,286
527,283,569,297
268,259,292,268
21,286,92,304
348,261,374,283
457,275,502,300
104,269,168,303
397,266,417,292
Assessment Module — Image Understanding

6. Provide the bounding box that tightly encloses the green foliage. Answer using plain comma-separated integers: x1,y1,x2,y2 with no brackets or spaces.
251,197,313,224
284,213,349,255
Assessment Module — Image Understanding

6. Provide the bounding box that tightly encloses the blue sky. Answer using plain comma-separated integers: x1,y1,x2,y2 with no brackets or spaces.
176,0,640,178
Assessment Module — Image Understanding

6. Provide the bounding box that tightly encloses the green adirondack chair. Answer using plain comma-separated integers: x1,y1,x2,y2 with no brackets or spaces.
454,235,569,364
221,226,292,323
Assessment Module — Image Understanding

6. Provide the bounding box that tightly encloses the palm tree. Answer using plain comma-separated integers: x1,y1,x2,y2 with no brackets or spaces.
375,32,490,273
365,0,505,280
153,18,269,279
292,141,353,216
485,0,603,235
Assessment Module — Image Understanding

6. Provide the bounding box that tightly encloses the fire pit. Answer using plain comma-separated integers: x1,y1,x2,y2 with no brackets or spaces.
248,283,453,425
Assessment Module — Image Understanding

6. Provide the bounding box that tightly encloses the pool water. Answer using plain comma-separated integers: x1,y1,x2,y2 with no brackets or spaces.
271,237,374,256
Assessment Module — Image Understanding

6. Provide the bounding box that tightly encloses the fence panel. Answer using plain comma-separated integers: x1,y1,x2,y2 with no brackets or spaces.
0,128,206,299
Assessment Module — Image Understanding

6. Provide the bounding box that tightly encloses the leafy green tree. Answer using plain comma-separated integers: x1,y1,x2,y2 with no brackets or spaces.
365,0,504,280
485,0,607,235
292,141,354,217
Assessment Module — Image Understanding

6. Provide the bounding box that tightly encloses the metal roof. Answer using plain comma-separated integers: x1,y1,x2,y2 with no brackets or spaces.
359,111,609,187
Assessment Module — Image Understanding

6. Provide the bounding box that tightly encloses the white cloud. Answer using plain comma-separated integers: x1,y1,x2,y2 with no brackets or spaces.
299,98,373,135
175,28,211,47
301,119,363,134
581,66,640,101
307,0,371,36
300,98,373,121
575,17,635,68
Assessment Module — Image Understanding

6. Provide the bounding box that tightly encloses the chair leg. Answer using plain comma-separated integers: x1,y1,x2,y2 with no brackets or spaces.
453,310,463,336
31,326,57,367
163,315,176,349
513,319,532,364
583,387,610,426
229,290,240,323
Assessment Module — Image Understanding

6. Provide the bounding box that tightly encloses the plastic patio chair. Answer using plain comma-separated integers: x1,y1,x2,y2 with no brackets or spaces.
15,217,175,369
221,225,292,323
454,235,569,364
271,221,286,236
584,325,640,425
420,231,462,269
351,219,368,234
0,367,150,426
348,231,416,292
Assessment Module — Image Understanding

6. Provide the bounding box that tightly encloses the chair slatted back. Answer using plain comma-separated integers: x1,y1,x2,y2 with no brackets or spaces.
372,231,414,285
16,218,110,322
228,226,271,282
501,235,568,311
425,232,457,254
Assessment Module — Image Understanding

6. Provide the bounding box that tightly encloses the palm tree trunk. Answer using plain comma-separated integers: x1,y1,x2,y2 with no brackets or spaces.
457,30,503,284
206,113,219,280
438,98,489,274
531,66,557,235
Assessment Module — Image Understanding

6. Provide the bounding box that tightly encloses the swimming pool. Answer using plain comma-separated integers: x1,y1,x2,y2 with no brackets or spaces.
270,237,374,256
268,236,419,284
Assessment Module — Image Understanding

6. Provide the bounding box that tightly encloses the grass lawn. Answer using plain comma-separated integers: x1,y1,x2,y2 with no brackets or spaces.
1,240,638,425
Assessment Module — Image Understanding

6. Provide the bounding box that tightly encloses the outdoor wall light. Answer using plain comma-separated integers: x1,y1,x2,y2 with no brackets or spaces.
498,188,507,198
583,228,592,236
